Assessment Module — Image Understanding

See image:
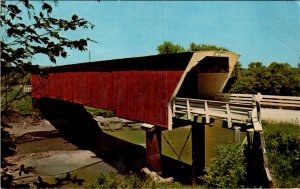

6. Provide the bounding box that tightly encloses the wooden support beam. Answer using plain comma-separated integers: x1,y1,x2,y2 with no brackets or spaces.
146,127,162,173
233,126,241,143
204,101,210,124
172,98,176,117
186,99,191,120
226,103,232,128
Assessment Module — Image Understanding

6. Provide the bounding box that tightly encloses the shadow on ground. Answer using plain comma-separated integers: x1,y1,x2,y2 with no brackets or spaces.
36,98,146,174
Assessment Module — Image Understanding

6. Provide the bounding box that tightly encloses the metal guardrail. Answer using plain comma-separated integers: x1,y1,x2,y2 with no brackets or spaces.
217,93,300,109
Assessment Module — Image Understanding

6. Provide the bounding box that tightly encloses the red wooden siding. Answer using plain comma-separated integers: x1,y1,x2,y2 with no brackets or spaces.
32,70,183,128
32,53,194,128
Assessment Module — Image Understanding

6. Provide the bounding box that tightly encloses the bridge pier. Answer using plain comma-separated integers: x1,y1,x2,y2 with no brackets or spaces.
146,127,162,173
191,118,205,182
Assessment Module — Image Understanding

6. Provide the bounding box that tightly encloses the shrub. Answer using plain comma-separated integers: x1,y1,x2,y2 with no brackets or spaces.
200,143,247,188
264,122,300,187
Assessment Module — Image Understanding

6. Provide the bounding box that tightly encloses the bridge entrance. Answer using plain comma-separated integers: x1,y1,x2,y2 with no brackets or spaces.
177,56,230,100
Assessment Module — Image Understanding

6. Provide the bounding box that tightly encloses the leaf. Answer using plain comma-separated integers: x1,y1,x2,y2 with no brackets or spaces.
8,5,21,14
61,51,67,58
42,3,52,14
72,14,78,21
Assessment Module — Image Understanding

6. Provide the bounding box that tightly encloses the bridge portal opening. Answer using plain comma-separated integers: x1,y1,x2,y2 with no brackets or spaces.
177,56,230,100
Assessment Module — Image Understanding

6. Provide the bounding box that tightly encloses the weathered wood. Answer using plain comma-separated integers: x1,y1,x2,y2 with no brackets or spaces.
173,97,252,126
186,99,191,120
226,103,232,128
204,101,210,124
218,93,300,109
172,98,176,117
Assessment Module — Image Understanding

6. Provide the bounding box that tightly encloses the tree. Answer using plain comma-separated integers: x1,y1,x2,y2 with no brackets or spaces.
188,42,230,52
156,41,231,54
229,62,300,95
156,41,185,54
264,62,299,95
1,0,95,117
1,1,95,187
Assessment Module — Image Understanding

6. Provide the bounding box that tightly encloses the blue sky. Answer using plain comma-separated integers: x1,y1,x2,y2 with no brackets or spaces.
31,1,300,68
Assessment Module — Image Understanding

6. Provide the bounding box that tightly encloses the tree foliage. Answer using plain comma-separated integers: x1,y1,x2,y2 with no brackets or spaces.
1,1,94,187
156,41,185,54
189,42,230,52
229,62,300,95
156,41,230,54
200,143,247,188
1,0,94,116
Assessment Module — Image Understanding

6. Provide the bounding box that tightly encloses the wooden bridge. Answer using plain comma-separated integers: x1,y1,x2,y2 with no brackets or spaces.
31,51,299,187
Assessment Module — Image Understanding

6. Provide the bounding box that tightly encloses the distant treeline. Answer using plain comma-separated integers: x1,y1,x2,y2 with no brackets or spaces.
224,62,300,96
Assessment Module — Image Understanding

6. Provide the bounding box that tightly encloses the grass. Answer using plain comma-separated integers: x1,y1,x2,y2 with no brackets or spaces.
263,122,300,188
2,86,33,116
89,172,194,189
84,106,114,118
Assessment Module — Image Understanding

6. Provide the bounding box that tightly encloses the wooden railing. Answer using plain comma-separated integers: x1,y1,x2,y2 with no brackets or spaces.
172,97,254,128
22,85,32,93
172,96,273,186
217,93,300,109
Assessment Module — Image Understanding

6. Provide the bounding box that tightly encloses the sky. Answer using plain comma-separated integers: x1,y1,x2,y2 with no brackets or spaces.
30,1,300,68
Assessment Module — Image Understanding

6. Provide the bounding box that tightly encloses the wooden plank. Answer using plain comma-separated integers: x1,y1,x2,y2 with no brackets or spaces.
172,98,176,117
186,99,191,120
260,102,300,107
252,121,262,132
226,103,232,128
265,168,273,182
260,99,300,104
204,101,210,124
262,94,300,100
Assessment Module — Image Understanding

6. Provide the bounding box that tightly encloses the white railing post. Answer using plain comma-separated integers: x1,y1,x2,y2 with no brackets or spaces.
226,103,232,128
204,101,210,124
186,99,191,120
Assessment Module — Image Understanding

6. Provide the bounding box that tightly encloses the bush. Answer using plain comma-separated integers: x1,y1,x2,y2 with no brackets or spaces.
264,122,300,187
200,143,247,188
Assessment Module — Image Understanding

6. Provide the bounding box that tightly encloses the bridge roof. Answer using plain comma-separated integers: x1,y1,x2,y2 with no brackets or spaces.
43,52,194,73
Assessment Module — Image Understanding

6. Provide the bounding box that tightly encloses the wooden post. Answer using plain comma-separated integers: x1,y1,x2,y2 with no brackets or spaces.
186,99,191,120
226,103,232,128
246,128,254,150
146,127,162,173
233,126,241,143
204,101,210,124
191,118,205,184
172,98,176,117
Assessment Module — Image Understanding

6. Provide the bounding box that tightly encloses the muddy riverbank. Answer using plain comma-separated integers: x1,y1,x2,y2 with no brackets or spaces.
3,113,146,188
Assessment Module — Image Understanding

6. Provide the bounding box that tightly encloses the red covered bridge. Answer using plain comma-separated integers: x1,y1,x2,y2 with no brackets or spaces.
32,51,239,130
32,51,249,176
